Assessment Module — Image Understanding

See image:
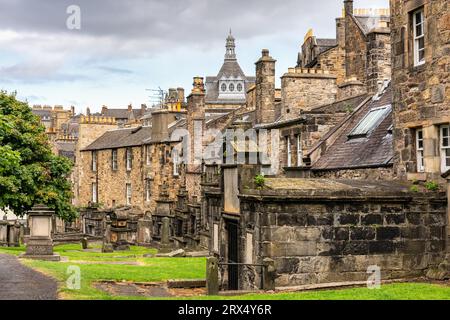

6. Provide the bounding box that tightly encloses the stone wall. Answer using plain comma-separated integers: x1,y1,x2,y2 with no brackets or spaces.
391,0,450,182
316,46,346,86
78,142,183,215
345,14,368,84
73,120,118,207
238,189,447,288
281,68,338,119
311,167,396,180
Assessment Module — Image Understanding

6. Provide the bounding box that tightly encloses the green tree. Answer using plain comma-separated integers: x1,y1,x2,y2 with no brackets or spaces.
0,91,77,221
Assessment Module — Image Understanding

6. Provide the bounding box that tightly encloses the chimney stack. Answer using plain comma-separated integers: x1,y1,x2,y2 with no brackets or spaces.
344,0,353,16
177,87,185,103
255,49,276,124
128,104,133,112
151,110,169,142
101,105,108,115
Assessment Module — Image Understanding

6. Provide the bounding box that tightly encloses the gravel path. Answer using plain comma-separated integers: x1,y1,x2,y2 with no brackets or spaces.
0,254,57,300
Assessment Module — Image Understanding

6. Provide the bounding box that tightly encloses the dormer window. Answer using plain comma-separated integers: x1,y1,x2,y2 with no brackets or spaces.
221,83,227,92
348,105,391,138
229,83,235,92
237,83,243,92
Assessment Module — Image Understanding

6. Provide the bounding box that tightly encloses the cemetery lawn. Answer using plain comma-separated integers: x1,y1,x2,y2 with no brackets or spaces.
2,245,450,300
0,244,206,300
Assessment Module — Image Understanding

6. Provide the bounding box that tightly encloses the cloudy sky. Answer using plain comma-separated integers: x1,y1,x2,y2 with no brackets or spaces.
0,0,389,113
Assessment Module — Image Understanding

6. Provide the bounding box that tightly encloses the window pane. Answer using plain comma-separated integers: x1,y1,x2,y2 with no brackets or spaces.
349,106,391,137
415,11,422,25
444,138,449,147
443,127,449,138
418,37,425,50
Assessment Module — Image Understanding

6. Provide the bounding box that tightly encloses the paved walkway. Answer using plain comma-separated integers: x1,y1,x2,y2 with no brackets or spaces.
0,254,57,300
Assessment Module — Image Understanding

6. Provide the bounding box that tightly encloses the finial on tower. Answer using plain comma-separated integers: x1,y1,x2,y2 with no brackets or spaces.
225,29,236,60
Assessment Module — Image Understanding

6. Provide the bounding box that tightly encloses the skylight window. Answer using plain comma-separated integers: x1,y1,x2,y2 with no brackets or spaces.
348,105,391,138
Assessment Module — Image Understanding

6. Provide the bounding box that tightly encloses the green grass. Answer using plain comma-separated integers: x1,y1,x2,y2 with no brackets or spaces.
2,245,450,300
1,243,206,300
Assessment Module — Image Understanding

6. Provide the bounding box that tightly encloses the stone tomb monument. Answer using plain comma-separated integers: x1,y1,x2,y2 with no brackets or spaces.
20,205,61,261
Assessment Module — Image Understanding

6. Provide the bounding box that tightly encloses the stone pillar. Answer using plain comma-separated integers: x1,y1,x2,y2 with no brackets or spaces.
20,205,60,261
263,258,276,291
255,49,276,124
423,125,441,176
206,257,219,296
0,216,8,247
102,216,114,253
160,217,171,253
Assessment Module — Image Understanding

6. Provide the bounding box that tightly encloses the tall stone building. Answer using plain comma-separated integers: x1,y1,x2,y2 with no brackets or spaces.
390,0,449,182
205,31,256,111
297,0,391,95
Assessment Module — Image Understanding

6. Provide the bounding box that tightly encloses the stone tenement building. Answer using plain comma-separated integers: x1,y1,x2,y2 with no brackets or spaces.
390,0,450,183
297,1,391,94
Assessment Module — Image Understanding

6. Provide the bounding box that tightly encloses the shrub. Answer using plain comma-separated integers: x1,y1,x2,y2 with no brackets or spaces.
410,185,420,193
254,174,266,189
425,181,439,191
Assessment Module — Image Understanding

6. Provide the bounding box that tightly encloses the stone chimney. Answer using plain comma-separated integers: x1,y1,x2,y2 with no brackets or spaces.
344,0,353,16
186,77,206,177
177,87,185,103
70,106,75,115
128,104,133,112
101,105,108,115
86,107,91,116
151,109,170,142
255,49,276,124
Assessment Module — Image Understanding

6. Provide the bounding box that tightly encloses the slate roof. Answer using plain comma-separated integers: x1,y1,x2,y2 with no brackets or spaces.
101,108,143,120
312,85,393,171
205,59,255,104
310,94,369,114
83,126,152,151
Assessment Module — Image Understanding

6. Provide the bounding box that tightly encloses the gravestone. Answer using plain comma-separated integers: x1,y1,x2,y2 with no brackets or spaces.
0,216,8,247
81,237,88,250
206,257,219,295
19,205,60,261
102,216,114,253
8,221,20,247
159,217,171,253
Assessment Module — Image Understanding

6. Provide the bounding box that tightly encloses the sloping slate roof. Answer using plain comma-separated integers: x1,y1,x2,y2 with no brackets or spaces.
205,59,255,104
312,86,393,170
83,126,152,151
311,94,369,114
101,109,142,119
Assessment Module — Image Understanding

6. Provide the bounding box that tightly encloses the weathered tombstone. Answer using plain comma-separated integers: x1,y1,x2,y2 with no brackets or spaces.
159,217,171,253
206,257,219,296
19,205,60,261
19,222,25,245
102,216,114,253
8,221,20,247
263,258,276,291
81,237,88,250
0,216,8,247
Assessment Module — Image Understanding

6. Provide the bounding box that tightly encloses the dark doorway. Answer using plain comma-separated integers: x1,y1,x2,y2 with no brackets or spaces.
227,220,239,290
